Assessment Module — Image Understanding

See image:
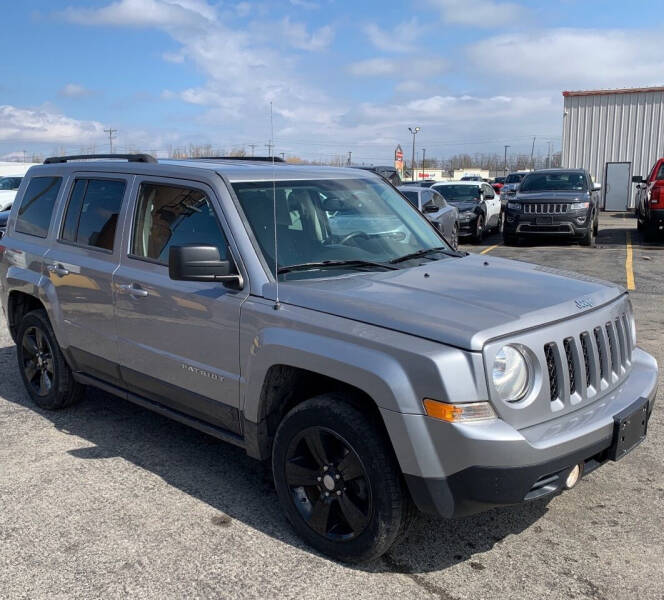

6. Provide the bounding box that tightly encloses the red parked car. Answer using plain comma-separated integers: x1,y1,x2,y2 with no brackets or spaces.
635,158,664,240
491,176,505,194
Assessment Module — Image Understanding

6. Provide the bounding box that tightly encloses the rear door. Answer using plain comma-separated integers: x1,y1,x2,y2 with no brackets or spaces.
44,173,130,383
113,176,248,434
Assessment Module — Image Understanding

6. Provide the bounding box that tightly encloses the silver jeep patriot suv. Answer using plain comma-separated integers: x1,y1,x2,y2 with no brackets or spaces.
0,155,657,563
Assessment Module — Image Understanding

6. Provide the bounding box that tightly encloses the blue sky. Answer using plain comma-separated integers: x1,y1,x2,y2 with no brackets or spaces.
1,0,663,163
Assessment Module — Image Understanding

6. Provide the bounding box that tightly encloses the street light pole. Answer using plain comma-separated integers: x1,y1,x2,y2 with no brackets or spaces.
408,127,420,181
504,145,510,175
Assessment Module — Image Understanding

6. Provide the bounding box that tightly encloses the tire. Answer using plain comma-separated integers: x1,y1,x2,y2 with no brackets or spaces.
644,223,659,242
272,394,415,563
496,212,504,233
472,215,485,243
16,310,84,410
580,224,595,247
593,215,599,236
637,217,644,232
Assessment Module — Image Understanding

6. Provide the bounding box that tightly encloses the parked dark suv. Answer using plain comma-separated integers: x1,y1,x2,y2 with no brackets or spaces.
503,169,600,246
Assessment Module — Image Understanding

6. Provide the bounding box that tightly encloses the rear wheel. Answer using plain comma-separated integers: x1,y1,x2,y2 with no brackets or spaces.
272,394,414,563
16,310,84,410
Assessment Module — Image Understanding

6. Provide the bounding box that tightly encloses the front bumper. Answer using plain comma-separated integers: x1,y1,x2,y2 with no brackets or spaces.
383,348,658,518
457,214,479,237
504,210,590,236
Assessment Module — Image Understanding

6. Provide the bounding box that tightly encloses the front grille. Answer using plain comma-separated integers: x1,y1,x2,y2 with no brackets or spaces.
544,343,559,401
543,312,632,405
523,203,569,214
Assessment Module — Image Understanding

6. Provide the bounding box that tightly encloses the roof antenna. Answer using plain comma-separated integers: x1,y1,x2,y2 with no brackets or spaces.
270,101,280,310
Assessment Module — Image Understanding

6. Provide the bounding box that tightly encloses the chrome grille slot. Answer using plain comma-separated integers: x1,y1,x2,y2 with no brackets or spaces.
594,326,607,381
621,314,632,361
615,316,628,366
544,343,559,401
524,203,569,214
563,338,577,395
580,332,592,388
605,322,619,375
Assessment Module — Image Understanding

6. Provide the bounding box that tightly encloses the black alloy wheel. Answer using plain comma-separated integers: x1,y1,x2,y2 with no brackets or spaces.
16,310,84,410
284,426,371,541
21,326,54,397
272,394,415,563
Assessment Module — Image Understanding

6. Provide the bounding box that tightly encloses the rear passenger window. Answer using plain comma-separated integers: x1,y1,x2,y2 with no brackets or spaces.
131,183,228,265
15,177,62,238
60,179,126,251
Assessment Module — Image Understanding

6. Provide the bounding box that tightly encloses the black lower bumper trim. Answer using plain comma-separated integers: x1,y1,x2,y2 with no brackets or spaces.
405,436,613,518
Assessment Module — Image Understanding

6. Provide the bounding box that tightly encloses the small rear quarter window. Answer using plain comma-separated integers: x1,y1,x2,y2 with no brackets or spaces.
15,177,62,238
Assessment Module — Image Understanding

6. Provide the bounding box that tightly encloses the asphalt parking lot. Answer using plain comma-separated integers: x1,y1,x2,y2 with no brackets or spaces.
1,212,662,599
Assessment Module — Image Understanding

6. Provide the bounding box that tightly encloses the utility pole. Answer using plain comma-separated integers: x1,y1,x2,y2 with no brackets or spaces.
408,126,420,181
265,142,274,157
422,148,426,173
248,144,256,157
547,140,553,168
530,137,536,169
347,151,352,166
280,152,285,160
503,145,510,175
104,128,117,154
22,150,27,163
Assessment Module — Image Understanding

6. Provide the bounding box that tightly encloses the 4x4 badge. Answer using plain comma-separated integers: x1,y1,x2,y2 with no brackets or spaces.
575,296,594,310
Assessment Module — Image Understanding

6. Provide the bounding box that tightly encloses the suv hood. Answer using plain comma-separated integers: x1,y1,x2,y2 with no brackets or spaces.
447,201,479,212
274,254,623,351
517,191,590,202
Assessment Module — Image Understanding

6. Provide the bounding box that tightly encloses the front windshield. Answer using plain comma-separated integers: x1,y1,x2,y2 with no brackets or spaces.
519,172,587,192
233,178,449,279
0,177,21,190
505,173,525,184
431,185,479,203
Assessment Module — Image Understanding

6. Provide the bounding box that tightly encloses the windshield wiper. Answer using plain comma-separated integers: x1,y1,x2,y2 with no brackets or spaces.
278,260,398,275
389,246,460,264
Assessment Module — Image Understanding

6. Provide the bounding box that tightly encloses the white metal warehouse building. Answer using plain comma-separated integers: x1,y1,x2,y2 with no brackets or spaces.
561,86,664,211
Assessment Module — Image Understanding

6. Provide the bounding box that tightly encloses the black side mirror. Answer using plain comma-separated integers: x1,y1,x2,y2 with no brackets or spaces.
632,175,644,183
169,245,243,288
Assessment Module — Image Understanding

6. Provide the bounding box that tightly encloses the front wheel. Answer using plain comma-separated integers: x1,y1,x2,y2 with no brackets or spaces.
272,394,414,563
580,225,595,247
473,215,485,243
16,310,84,410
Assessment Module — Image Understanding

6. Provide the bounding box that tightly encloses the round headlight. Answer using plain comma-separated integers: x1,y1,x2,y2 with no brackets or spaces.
492,345,529,402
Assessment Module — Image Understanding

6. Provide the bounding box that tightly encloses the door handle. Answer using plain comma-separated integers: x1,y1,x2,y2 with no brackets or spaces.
46,263,70,277
117,283,149,298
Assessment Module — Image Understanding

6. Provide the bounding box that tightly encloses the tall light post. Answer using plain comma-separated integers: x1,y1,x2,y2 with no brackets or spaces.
408,127,420,181
503,144,510,175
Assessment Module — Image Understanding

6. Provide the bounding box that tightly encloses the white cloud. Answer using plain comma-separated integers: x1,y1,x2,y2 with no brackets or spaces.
280,17,334,51
469,28,664,89
427,0,521,26
58,83,94,98
0,105,105,142
348,57,447,78
364,18,420,53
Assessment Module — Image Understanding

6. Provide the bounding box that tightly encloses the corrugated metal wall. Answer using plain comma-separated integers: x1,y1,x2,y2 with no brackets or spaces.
561,90,664,208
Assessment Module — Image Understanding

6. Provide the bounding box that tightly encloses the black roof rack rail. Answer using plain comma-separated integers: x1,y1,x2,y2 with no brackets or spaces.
190,156,286,163
43,153,157,164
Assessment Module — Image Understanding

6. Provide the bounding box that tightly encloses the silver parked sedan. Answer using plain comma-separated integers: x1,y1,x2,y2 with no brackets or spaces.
398,186,459,249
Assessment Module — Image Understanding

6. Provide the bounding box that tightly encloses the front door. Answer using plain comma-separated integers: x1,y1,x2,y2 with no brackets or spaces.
113,177,248,434
604,162,631,211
